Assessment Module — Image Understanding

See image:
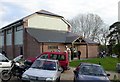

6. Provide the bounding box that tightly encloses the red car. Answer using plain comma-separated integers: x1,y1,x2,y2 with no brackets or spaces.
27,52,69,72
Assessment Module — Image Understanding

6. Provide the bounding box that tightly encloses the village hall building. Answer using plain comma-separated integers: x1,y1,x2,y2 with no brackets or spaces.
0,10,99,59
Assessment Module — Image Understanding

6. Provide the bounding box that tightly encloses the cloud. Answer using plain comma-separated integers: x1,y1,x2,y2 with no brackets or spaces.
0,0,119,28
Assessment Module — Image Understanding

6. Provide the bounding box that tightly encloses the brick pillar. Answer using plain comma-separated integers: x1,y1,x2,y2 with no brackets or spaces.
4,30,6,52
23,20,28,59
23,28,27,59
12,28,15,58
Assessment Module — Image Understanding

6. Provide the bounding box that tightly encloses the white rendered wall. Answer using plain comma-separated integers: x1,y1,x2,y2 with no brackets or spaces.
28,14,68,31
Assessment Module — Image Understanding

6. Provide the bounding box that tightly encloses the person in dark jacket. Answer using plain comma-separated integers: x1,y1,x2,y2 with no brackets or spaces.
77,50,81,60
2,50,7,57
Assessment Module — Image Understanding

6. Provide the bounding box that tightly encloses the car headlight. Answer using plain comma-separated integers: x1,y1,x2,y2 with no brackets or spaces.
22,74,29,79
46,77,54,81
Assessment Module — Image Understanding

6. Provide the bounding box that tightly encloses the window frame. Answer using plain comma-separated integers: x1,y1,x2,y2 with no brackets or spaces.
15,25,23,32
48,46,58,49
7,28,12,34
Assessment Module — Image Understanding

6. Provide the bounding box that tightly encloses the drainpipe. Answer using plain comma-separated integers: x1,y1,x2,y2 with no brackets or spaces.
42,43,44,53
86,43,88,58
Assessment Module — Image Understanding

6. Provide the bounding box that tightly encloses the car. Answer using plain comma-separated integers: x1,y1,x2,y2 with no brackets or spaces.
73,63,111,82
22,58,62,82
26,52,69,72
111,54,118,58
0,53,11,73
116,63,120,73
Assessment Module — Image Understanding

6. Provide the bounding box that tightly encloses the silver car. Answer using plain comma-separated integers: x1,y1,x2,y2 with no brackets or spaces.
22,58,62,82
0,53,11,73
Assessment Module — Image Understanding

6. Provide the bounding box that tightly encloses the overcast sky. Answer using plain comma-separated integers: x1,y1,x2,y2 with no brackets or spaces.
0,0,120,28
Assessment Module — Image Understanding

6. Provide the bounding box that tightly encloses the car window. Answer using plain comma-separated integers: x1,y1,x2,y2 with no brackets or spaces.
31,60,57,70
79,65,106,76
40,54,48,59
43,61,56,70
50,54,65,61
0,55,9,62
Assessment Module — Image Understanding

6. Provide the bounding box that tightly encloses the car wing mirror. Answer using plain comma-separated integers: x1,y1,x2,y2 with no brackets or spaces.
73,70,77,74
107,74,110,76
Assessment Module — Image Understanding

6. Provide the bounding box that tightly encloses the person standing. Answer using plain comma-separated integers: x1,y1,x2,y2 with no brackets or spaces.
65,46,71,62
56,47,60,52
70,47,74,60
77,50,81,60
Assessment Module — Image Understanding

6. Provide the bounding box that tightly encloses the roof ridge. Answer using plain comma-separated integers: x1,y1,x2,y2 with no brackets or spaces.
36,10,63,17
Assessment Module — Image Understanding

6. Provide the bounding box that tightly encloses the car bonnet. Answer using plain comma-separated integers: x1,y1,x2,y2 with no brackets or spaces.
78,74,110,80
23,68,57,78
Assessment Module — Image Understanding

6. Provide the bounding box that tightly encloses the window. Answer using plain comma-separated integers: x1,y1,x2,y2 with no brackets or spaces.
7,28,12,34
40,54,48,59
15,26,23,31
48,46,58,49
50,54,65,61
0,31,3,36
1,31,4,36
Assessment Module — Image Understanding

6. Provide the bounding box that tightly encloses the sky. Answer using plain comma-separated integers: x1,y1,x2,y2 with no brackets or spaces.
0,0,120,28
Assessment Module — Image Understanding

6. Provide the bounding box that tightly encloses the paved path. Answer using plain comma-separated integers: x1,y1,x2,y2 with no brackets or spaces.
61,67,74,80
106,71,120,80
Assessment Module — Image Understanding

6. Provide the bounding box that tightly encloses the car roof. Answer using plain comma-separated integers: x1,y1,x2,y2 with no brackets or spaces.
42,52,66,55
36,58,58,62
80,62,101,67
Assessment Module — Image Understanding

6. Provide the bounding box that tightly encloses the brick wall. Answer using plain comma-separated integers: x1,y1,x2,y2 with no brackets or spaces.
88,44,99,58
43,43,66,52
25,32,40,58
14,45,23,57
6,46,13,59
78,45,87,58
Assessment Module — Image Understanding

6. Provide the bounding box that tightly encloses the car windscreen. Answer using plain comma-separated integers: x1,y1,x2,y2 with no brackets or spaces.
0,55,9,62
50,54,65,61
31,60,57,70
79,65,106,76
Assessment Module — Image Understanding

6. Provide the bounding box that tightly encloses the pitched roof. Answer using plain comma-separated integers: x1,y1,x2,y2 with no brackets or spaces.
27,28,77,43
36,10,63,18
65,33,79,43
83,38,99,44
1,10,63,29
27,28,99,44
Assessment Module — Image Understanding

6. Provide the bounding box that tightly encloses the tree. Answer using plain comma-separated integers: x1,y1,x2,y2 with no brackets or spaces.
113,43,120,56
107,22,120,44
68,13,108,44
107,22,120,58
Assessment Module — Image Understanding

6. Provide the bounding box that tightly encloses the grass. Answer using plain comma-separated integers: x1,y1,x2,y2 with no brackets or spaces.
70,57,119,71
